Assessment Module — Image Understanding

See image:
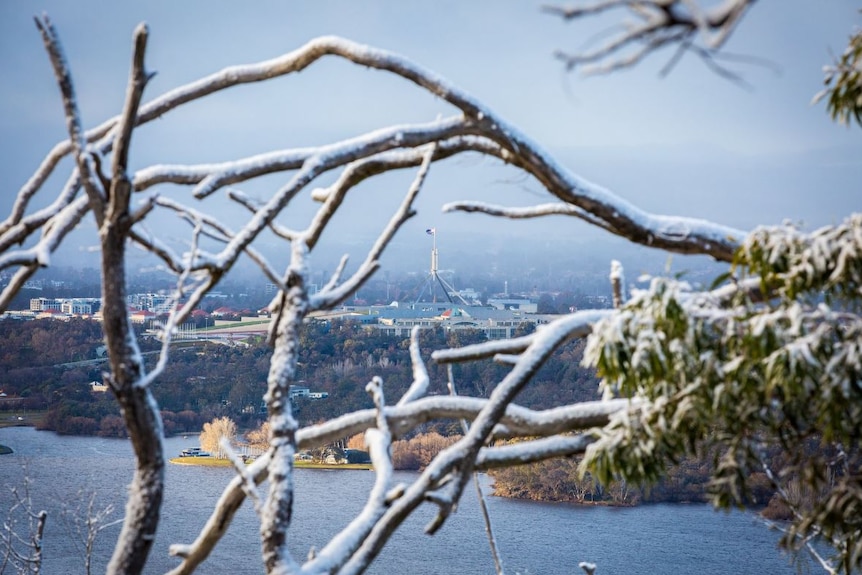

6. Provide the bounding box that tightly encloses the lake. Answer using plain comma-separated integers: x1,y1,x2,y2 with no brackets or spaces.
0,427,806,574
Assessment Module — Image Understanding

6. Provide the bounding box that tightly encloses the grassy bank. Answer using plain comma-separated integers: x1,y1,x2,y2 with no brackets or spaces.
170,457,235,467
169,457,372,470
0,410,46,429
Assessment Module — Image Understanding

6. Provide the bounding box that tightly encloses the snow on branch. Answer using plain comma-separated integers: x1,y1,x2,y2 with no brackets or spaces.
332,310,615,570
433,333,536,363
397,326,431,406
4,19,789,575
443,200,617,233
299,377,399,574
0,172,81,255
167,456,271,575
308,396,635,446
17,31,746,272
169,394,633,574
19,34,494,210
310,144,436,312
0,193,90,313
34,15,108,229
433,310,613,365
475,433,595,469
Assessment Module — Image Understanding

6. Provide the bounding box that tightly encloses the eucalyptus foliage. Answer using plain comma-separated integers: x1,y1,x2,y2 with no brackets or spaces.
816,29,862,129
582,214,862,572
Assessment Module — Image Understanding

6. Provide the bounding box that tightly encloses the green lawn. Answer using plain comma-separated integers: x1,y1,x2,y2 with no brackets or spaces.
169,456,235,467
0,410,46,429
169,457,372,470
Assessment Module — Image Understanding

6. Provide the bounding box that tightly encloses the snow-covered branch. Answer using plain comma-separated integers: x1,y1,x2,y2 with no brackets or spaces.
33,15,108,229
0,194,90,312
34,18,168,574
17,32,745,271
443,199,613,231
397,326,431,406
309,144,437,312
476,434,595,469
12,13,849,575
167,394,632,574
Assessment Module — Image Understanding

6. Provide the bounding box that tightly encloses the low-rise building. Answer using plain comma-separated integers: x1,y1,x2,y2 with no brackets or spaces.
89,381,109,393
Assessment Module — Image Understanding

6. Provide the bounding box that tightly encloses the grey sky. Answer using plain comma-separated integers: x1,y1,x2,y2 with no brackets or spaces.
1,1,859,275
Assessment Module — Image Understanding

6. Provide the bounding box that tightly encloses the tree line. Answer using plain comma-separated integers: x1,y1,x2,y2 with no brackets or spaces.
2,317,593,437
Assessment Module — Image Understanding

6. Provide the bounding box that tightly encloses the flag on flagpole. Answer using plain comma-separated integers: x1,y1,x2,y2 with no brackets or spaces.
426,228,436,236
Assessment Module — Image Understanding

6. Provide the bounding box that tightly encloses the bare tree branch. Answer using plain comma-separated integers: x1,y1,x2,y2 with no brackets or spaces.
33,15,107,229
34,17,166,573
447,366,505,575
5,18,792,575
337,310,608,571
547,0,758,76
167,394,633,574
21,34,744,269
0,172,82,257
310,144,436,311
397,326,431,406
444,199,618,233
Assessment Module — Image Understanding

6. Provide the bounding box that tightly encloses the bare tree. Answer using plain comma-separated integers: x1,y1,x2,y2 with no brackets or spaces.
60,491,123,575
247,421,272,452
199,417,238,459
2,9,860,575
1,477,47,575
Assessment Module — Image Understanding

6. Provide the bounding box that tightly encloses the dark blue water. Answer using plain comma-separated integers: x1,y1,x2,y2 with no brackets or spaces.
0,427,804,574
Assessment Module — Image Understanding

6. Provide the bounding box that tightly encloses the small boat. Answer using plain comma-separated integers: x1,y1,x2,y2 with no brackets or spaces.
179,447,212,457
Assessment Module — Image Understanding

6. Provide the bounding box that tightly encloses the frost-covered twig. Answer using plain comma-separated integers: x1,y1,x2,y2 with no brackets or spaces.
306,395,634,446
444,200,616,233
756,456,841,575
448,366,505,575
60,490,123,575
167,455,271,574
33,15,108,229
153,196,286,290
310,143,437,311
0,194,90,313
339,310,608,572
546,0,758,79
475,434,595,469
1,478,48,575
397,326,431,406
610,260,625,309
431,332,540,364
221,438,264,518
169,395,631,574
228,188,300,242
0,172,81,256
300,377,399,574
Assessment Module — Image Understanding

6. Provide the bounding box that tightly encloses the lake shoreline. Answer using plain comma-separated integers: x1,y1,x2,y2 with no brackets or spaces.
169,456,373,470
0,427,806,574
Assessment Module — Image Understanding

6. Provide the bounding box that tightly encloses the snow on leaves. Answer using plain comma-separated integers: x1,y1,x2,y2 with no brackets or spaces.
582,213,862,572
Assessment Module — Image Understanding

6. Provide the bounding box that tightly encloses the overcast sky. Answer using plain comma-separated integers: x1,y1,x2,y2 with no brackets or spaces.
1,1,859,276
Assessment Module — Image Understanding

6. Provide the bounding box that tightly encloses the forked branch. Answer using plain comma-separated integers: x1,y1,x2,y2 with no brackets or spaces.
546,0,759,78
